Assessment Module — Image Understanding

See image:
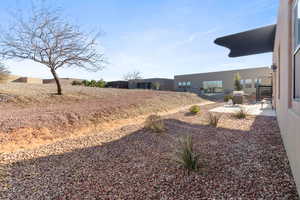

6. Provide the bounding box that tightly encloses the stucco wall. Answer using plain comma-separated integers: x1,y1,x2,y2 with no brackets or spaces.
273,0,300,195
174,67,271,94
128,78,174,91
13,77,42,84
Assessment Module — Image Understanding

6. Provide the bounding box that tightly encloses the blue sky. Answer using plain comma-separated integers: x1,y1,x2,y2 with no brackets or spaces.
0,0,279,81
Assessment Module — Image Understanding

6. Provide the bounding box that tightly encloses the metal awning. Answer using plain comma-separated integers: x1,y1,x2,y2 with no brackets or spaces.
214,24,276,57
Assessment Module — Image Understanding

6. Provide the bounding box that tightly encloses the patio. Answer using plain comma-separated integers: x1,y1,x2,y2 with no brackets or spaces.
210,102,276,117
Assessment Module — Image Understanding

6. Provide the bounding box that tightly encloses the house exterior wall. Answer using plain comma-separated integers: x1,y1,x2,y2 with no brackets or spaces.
0,75,20,83
273,0,300,195
174,67,271,94
12,77,42,84
43,78,83,85
128,78,174,91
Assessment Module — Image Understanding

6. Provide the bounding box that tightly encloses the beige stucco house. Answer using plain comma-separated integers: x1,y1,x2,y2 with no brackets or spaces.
128,78,174,91
174,67,271,94
215,0,300,195
0,75,42,84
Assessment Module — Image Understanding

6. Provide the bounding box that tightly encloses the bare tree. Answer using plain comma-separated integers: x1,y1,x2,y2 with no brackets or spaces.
0,63,10,82
123,70,142,81
0,6,105,95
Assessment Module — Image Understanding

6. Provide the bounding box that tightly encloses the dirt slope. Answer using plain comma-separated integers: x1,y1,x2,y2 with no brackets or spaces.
0,83,208,152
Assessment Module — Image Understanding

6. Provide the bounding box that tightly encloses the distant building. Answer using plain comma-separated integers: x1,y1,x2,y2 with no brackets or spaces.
128,78,174,91
43,78,83,85
106,81,128,89
174,67,272,94
0,75,42,84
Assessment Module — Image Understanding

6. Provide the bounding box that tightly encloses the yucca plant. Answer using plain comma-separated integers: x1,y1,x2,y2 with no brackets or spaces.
233,108,247,119
208,113,221,127
189,105,200,114
145,114,166,133
173,135,199,171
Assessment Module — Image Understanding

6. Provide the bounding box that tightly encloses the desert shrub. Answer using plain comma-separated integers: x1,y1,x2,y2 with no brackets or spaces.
173,135,199,171
233,108,247,119
234,72,243,91
224,95,233,102
153,82,160,90
72,80,82,86
208,113,221,127
145,115,166,133
96,79,106,88
189,105,200,114
89,80,97,87
82,80,89,86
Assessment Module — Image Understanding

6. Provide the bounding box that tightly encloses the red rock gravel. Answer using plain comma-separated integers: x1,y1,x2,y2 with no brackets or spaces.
0,84,206,152
0,103,298,199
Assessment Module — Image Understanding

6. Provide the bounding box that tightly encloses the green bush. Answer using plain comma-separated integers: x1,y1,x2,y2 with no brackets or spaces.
96,79,106,88
81,79,106,88
208,113,221,127
224,95,233,102
173,135,199,171
233,108,247,119
145,115,166,133
189,105,200,114
89,80,97,87
82,80,89,86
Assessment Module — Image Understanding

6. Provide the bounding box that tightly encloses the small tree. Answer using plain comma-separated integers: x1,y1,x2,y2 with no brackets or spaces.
234,73,243,91
123,70,142,81
153,82,160,90
0,6,105,95
96,79,106,88
0,63,10,82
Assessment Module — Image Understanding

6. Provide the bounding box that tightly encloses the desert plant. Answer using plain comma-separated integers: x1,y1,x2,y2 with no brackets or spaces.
224,95,233,102
71,80,82,86
145,115,166,133
173,135,199,171
96,79,106,88
189,105,200,114
234,72,243,91
89,80,97,87
153,82,160,90
82,80,89,86
233,108,247,119
208,113,221,127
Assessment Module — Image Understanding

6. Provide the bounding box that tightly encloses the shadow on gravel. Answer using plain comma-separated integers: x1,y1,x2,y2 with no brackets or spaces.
2,116,299,200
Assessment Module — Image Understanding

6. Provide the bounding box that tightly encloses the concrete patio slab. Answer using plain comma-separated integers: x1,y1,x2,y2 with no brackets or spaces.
209,103,276,117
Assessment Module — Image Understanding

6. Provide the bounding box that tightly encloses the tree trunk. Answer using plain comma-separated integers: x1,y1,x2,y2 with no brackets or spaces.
50,69,62,95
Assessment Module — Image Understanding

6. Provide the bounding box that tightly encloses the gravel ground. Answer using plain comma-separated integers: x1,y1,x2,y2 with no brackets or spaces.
0,83,207,152
1,103,298,199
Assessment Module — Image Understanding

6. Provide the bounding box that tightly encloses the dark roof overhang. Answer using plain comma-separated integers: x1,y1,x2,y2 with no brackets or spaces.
214,24,276,57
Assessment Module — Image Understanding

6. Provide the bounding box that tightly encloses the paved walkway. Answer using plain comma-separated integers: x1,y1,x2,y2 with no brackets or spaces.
210,103,276,117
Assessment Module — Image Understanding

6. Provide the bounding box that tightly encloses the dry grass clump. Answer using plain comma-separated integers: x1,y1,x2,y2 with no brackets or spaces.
173,135,199,171
145,115,166,133
208,113,221,127
189,105,200,114
233,108,248,119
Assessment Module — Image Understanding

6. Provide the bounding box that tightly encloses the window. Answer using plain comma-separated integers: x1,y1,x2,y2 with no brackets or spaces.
182,82,186,86
245,79,252,88
255,78,262,88
293,0,300,99
187,81,191,86
203,80,223,93
178,82,182,86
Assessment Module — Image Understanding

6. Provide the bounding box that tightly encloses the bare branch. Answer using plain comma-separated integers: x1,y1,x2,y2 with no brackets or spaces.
0,5,106,94
123,70,142,81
